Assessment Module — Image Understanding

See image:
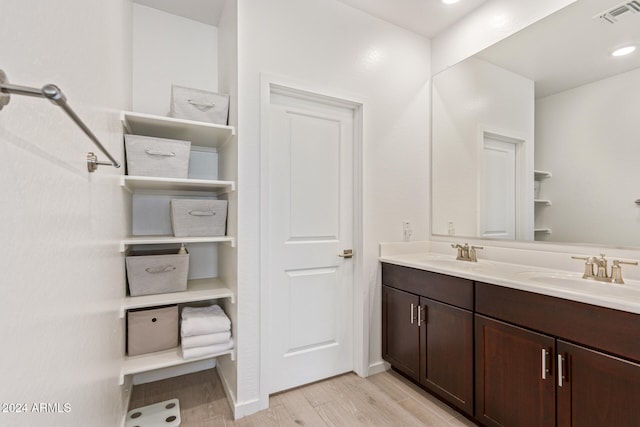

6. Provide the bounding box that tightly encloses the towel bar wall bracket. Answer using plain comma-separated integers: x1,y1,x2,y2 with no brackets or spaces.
0,69,121,173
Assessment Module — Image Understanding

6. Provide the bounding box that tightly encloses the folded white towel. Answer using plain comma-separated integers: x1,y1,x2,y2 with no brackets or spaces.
181,304,231,337
181,331,232,349
181,338,234,360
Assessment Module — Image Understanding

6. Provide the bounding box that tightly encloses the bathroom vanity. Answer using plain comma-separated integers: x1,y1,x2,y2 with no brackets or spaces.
381,255,640,427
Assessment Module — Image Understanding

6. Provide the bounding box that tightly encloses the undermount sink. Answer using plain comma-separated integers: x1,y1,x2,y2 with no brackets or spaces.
517,271,640,296
517,271,586,288
416,257,485,270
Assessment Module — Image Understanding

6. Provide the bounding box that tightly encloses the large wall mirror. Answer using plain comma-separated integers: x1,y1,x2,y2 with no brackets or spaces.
432,0,640,247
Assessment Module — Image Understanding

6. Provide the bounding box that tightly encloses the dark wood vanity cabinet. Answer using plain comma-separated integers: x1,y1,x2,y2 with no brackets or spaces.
556,341,640,427
475,315,556,427
381,285,420,379
476,282,640,427
382,263,640,426
382,263,474,415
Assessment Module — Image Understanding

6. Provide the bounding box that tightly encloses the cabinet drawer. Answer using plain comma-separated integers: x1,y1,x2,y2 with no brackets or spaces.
382,263,473,310
476,282,640,363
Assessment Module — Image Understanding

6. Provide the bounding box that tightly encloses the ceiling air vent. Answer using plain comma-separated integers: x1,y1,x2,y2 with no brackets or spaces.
596,1,640,23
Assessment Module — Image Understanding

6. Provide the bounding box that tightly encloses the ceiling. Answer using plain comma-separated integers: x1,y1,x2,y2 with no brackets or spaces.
335,0,487,38
133,0,226,26
133,0,488,38
475,0,640,97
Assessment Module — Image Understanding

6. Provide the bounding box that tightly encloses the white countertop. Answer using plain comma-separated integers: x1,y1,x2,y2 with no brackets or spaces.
380,252,640,315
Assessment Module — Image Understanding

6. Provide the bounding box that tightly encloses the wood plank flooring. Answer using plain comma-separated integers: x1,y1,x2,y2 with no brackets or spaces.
129,369,477,426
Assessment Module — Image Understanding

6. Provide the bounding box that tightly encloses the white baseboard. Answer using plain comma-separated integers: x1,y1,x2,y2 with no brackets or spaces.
217,367,263,420
368,360,390,376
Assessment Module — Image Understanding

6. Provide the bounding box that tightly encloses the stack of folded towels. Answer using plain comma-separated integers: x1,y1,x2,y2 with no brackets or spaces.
181,304,233,360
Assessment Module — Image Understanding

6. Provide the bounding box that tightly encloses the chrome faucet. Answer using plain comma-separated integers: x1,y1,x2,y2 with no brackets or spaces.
451,243,483,262
571,253,638,284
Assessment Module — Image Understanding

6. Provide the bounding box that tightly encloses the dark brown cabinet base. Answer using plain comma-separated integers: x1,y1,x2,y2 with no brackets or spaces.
475,315,555,427
557,340,640,427
381,262,640,427
382,264,474,416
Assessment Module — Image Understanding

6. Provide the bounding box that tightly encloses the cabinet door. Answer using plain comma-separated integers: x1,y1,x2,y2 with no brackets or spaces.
557,340,640,427
475,315,556,427
382,285,420,380
419,297,473,416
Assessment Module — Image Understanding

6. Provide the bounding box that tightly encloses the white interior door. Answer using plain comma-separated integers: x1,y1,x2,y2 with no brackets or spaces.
481,136,517,239
267,87,355,394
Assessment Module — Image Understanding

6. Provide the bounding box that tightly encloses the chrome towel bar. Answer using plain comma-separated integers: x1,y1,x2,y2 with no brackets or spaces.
0,69,121,172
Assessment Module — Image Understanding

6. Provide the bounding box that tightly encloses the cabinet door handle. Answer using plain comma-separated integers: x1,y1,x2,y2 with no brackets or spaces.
541,348,548,380
558,354,564,387
410,303,415,325
417,306,422,327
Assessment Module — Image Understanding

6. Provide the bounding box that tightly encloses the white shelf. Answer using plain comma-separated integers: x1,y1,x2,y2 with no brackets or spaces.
119,347,235,385
534,228,552,234
534,199,552,206
120,278,235,318
534,170,552,179
121,111,235,149
121,175,235,194
120,236,235,252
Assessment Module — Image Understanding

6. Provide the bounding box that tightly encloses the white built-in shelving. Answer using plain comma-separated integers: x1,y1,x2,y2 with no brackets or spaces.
534,170,552,236
119,236,235,252
534,170,552,180
119,347,235,385
121,111,235,149
120,278,235,318
120,111,236,383
121,175,235,195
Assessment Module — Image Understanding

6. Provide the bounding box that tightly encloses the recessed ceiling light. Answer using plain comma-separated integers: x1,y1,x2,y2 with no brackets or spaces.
612,46,636,57
442,0,460,4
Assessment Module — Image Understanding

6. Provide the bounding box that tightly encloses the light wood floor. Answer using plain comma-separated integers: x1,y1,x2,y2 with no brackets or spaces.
129,368,478,426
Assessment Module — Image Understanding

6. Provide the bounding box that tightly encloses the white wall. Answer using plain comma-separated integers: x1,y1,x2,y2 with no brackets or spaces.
237,0,431,414
432,57,534,238
132,4,218,116
535,67,640,247
216,0,240,409
0,0,131,426
431,0,577,75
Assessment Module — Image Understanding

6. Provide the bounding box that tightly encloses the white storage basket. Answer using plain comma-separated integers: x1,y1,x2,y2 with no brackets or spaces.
125,134,191,179
127,305,179,356
170,199,228,237
170,85,229,125
126,248,189,296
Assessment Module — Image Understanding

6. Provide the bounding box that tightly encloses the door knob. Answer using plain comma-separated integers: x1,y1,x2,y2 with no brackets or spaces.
339,249,353,259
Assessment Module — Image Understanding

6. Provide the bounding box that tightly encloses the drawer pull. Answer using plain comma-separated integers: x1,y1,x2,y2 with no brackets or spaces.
558,354,565,387
542,348,548,379
417,306,423,327
410,303,415,325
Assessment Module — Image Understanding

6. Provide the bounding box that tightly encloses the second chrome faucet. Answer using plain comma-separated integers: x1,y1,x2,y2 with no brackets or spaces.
572,253,638,284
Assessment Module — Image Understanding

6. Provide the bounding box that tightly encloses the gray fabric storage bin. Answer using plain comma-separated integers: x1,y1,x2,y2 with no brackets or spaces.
125,134,191,178
171,199,228,237
170,85,229,125
126,248,189,296
127,305,179,356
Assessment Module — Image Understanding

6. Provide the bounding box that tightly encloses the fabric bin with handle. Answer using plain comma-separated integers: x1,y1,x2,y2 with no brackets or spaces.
125,134,191,178
170,85,230,125
171,199,228,237
126,248,189,296
127,305,179,356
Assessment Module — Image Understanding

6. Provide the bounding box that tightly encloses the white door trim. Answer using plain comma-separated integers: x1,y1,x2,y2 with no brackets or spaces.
258,73,365,410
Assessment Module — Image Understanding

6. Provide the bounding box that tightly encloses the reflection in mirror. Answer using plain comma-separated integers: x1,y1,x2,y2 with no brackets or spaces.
431,0,640,247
